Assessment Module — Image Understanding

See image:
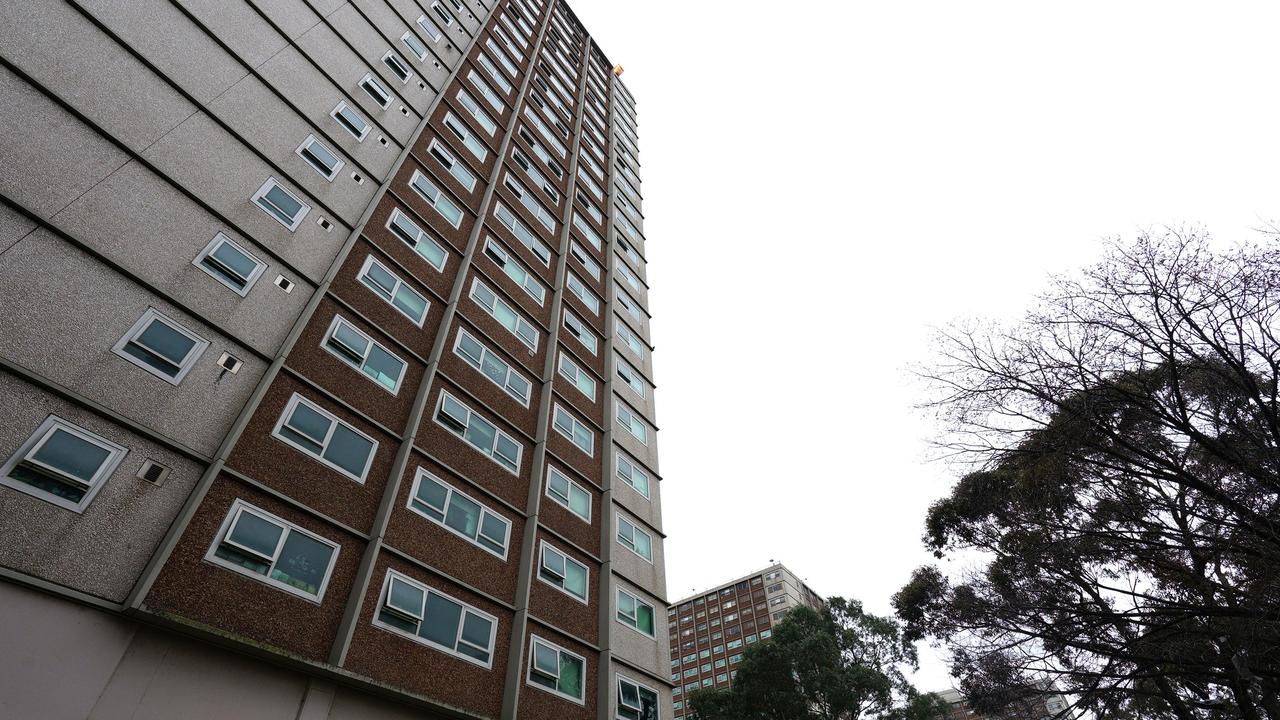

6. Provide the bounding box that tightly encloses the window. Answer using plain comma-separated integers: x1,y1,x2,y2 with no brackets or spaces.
273,394,378,482
401,31,429,61
0,416,127,511
470,279,538,351
296,134,344,181
616,258,642,292
552,404,593,456
358,255,429,326
729,651,743,661
617,588,656,636
575,191,602,225
193,233,266,296
562,310,597,355
615,320,645,358
455,90,497,135
538,541,588,603
615,358,646,398
483,238,546,305
494,24,524,61
714,658,726,669
409,170,463,228
494,204,551,266
616,288,643,324
576,165,603,202
416,14,443,42
251,178,309,230
430,0,454,26
383,50,413,83
559,275,599,317
502,175,556,233
521,106,566,157
615,452,650,498
408,469,511,557
557,353,595,401
443,112,488,162
375,570,497,667
467,70,506,112
511,148,559,204
616,402,648,445
617,514,653,562
112,308,209,384
571,213,603,251
435,390,522,473
569,242,601,281
518,128,564,179
427,139,477,191
387,208,448,271
332,101,370,140
453,329,531,406
616,676,659,720
485,39,519,78
360,73,391,108
528,636,585,703
207,499,339,600
545,465,590,522
498,13,528,49
322,315,407,394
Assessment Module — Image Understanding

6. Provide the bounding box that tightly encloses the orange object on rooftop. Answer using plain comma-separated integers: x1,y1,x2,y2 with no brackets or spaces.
612,64,624,76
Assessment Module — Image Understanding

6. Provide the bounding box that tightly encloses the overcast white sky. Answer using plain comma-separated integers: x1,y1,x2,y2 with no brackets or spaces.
568,0,1280,691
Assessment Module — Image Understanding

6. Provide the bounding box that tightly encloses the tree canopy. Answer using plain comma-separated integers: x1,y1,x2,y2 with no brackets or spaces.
893,232,1280,719
687,599,949,720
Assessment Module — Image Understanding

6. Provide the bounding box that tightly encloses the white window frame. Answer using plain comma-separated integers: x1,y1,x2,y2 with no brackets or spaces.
321,315,408,395
417,14,444,42
615,451,650,499
484,38,519,78
204,498,340,602
557,353,595,401
566,273,600,315
545,465,591,523
615,357,646,398
407,468,511,559
616,513,654,563
360,72,392,108
409,170,463,229
469,278,539,352
401,30,430,61
616,588,657,638
0,416,127,512
382,49,414,84
537,541,589,604
616,287,643,324
430,0,454,26
483,237,546,306
502,174,556,233
571,213,602,251
387,207,448,272
193,232,266,297
527,635,587,704
296,134,344,181
427,139,477,192
272,393,379,483
332,100,371,140
569,242,601,281
452,329,532,407
494,203,551,266
467,69,505,113
552,404,593,457
357,254,430,327
434,390,522,474
372,569,499,668
562,310,597,355
511,147,559,204
615,401,649,445
455,89,497,135
111,308,209,385
443,111,488,162
251,177,310,231
615,319,645,358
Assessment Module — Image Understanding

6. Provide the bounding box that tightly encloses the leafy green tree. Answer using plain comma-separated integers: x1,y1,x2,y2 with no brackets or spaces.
688,599,949,720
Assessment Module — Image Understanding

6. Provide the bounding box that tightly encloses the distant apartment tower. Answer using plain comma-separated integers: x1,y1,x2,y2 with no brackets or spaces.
0,0,666,718
666,563,823,717
938,687,1073,720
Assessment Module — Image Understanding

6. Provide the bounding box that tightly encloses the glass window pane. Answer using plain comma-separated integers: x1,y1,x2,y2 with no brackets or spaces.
31,429,111,482
333,323,370,357
323,424,373,477
568,486,590,518
414,474,449,516
463,416,497,453
421,592,463,648
558,654,582,697
564,562,586,598
363,345,404,390
445,493,481,537
480,353,508,386
270,530,333,595
637,603,654,634
460,612,492,651
479,513,507,548
393,287,427,321
533,642,559,675
210,242,258,280
227,511,284,557
389,577,425,616
136,320,196,365
363,262,397,299
265,186,303,218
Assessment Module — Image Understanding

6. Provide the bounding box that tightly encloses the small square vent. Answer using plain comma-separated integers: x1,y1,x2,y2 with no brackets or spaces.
274,275,294,293
137,459,170,486
217,352,242,374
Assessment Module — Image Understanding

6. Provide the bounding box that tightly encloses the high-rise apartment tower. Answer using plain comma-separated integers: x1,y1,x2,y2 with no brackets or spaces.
0,0,666,717
667,563,823,717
